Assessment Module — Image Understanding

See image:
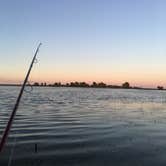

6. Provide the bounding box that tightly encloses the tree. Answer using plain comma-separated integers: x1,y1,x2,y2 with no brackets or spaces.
98,82,107,88
122,82,130,88
79,82,89,87
157,86,163,90
54,82,61,87
91,82,97,87
33,82,39,86
66,83,69,87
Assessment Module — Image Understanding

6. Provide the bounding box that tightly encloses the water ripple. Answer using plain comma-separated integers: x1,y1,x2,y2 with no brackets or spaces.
1,87,166,165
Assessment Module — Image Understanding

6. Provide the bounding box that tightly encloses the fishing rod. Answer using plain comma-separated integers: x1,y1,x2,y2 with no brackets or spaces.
0,43,42,152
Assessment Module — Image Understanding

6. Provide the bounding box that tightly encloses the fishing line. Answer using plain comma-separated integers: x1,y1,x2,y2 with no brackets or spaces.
34,58,38,64
24,81,33,94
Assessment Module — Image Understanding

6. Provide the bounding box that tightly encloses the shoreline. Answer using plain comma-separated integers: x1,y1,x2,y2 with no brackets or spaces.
0,84,163,91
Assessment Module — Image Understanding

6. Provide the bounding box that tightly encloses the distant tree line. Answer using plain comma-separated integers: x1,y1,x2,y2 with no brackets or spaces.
0,82,164,90
32,81,134,89
32,81,165,90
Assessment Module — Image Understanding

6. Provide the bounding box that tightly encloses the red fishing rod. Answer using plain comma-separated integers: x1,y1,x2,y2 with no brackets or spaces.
0,43,42,152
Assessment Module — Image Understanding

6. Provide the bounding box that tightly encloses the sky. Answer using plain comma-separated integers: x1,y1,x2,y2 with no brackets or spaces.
1,0,166,87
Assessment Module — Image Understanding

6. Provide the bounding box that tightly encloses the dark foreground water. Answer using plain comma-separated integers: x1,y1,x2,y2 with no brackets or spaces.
1,87,166,166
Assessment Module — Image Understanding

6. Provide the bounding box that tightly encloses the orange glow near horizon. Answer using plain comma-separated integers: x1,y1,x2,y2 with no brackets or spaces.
1,67,166,88
1,57,166,88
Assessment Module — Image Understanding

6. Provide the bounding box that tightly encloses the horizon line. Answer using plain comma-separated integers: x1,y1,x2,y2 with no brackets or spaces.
0,81,164,90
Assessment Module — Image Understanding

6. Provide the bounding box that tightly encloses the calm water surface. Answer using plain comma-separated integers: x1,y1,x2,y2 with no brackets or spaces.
1,86,166,165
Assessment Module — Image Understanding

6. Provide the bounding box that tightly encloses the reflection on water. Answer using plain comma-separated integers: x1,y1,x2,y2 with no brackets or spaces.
1,87,166,165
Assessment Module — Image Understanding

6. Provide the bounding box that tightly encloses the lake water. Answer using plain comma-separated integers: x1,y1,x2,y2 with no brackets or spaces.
1,86,166,165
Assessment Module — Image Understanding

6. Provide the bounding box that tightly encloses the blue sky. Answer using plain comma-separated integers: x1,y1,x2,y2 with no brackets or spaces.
1,0,166,87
